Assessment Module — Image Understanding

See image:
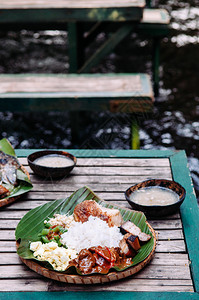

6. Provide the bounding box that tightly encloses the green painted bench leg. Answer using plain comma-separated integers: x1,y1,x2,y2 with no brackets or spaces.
68,22,85,72
131,118,140,149
68,22,84,146
146,0,152,7
152,37,160,97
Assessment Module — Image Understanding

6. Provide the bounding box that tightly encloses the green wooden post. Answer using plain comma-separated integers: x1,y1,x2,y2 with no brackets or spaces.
146,0,152,8
152,37,160,97
70,111,81,147
68,22,85,146
68,22,85,73
131,118,140,149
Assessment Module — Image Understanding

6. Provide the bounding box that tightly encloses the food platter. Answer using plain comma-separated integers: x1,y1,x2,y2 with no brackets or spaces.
16,186,157,284
0,138,33,208
17,222,156,284
0,164,31,208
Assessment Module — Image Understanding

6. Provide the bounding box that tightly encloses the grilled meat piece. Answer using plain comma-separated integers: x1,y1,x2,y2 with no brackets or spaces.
73,200,123,227
120,221,151,243
124,233,141,251
78,249,96,274
0,185,10,199
69,246,133,274
119,238,137,257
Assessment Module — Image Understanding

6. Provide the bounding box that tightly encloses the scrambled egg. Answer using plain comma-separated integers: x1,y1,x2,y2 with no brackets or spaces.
30,241,77,271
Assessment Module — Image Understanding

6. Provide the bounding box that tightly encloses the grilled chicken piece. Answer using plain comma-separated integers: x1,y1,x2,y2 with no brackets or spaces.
73,200,123,227
120,221,151,243
0,185,10,199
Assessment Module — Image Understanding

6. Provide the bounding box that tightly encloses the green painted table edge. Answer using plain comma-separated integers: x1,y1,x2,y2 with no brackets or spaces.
0,291,198,299
0,7,144,23
2,149,199,298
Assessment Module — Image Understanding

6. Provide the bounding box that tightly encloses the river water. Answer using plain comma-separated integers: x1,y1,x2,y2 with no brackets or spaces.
0,0,198,200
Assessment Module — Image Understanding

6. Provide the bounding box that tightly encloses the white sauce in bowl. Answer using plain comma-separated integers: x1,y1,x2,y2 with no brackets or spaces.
130,186,179,206
34,154,74,168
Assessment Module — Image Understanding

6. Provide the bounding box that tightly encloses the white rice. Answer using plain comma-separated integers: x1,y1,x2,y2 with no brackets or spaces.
61,216,123,253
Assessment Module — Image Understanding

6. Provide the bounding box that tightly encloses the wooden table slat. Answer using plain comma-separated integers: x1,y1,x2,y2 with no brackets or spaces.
18,157,170,167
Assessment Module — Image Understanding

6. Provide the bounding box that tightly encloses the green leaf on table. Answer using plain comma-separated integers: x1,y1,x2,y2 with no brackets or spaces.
16,186,154,274
0,138,16,157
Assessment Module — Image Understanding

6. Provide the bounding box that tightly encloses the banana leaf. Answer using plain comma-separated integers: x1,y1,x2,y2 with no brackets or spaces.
0,138,33,200
16,186,155,275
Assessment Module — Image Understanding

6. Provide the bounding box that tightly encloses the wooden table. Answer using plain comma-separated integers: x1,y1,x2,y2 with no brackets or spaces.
0,149,198,299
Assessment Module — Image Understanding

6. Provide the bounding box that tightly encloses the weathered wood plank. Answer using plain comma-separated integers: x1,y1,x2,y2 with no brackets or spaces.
0,265,43,278
0,252,21,264
24,165,171,176
0,0,145,9
0,252,190,266
20,182,174,193
156,240,186,253
27,174,172,185
0,264,191,280
49,280,194,292
0,74,145,94
156,229,184,240
149,219,182,230
0,279,48,292
0,278,193,292
142,9,170,24
18,157,170,167
150,253,190,266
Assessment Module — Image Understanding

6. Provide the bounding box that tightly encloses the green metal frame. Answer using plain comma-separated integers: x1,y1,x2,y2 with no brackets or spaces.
2,149,196,299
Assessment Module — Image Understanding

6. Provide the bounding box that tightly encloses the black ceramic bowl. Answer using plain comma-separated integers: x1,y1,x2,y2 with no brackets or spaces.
28,150,77,178
125,179,186,218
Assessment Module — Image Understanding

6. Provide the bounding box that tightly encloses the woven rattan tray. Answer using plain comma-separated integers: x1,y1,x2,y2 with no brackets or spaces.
17,222,156,284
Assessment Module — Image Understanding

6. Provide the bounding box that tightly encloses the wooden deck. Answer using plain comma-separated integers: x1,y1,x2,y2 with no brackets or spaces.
0,150,197,294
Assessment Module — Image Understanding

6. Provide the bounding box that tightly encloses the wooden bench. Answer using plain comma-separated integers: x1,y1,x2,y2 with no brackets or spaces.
0,73,154,148
0,2,168,147
0,3,170,94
